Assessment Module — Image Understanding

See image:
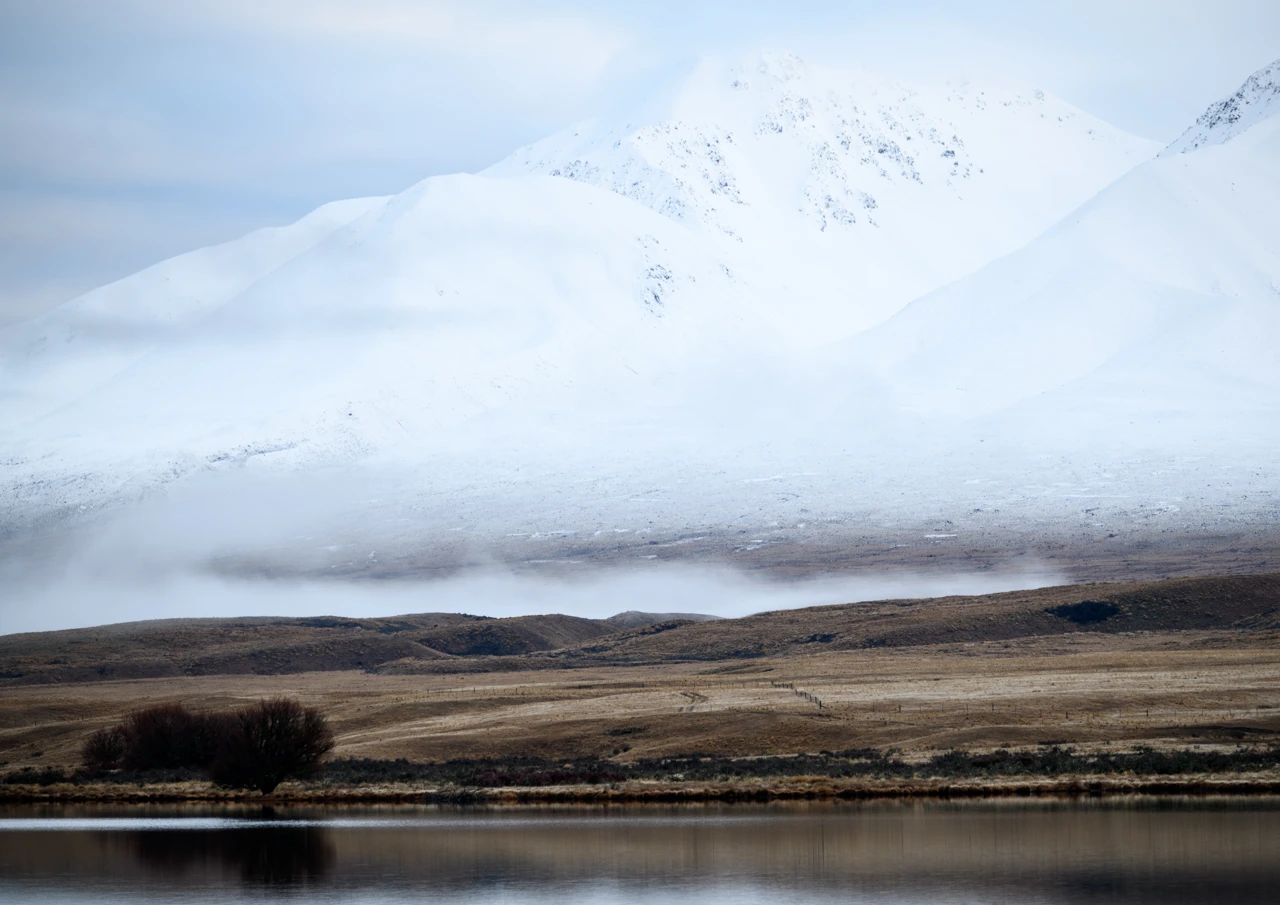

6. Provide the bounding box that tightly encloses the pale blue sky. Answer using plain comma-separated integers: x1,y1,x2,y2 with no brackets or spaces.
2,0,1278,325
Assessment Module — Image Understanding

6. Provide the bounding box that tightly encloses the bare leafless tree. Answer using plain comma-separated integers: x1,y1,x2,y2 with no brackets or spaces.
210,698,335,794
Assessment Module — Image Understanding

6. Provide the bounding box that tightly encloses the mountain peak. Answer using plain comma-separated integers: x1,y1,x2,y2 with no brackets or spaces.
488,50,1152,243
1164,58,1280,155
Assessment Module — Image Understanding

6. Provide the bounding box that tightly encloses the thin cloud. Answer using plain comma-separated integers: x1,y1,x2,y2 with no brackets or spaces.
180,0,628,89
0,561,1067,635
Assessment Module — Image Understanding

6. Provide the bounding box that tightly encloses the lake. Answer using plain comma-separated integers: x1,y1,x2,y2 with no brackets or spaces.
2,799,1278,903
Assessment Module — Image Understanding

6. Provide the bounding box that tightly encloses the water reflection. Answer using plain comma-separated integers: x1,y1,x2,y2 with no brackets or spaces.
130,826,333,887
1,800,1278,904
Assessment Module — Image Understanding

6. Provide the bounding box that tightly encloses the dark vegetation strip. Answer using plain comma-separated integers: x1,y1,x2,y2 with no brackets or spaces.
9,745,1279,790
6,777,1280,806
319,746,1280,785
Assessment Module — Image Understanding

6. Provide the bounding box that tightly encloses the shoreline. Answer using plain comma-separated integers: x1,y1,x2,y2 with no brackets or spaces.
5,774,1280,805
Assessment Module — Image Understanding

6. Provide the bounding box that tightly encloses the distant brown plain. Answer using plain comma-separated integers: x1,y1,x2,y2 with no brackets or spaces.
2,575,1278,774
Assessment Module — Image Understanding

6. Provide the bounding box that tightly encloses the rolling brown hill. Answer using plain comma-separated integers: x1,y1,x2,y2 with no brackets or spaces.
2,574,1277,686
0,610,716,686
415,615,621,656
374,573,1280,674
553,572,1280,662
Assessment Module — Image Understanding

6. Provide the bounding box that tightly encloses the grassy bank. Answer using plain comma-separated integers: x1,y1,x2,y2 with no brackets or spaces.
5,746,1279,804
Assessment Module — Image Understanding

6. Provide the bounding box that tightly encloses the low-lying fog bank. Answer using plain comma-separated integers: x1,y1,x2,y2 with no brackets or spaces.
4,441,1277,634
0,563,1065,635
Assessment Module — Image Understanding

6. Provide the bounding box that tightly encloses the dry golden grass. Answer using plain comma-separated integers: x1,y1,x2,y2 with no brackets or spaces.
3,628,1278,772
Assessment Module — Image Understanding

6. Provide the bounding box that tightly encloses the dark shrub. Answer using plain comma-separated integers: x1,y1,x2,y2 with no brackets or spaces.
120,703,230,771
4,766,69,786
210,698,335,794
418,623,537,656
1047,600,1121,625
82,725,127,774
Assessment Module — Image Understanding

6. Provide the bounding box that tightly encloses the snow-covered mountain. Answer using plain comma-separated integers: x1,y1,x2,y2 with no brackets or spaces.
0,52,1153,495
4,52,1276,572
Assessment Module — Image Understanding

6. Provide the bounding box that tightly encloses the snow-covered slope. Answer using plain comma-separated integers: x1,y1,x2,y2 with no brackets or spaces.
0,196,387,426
1164,59,1280,154
846,58,1280,446
0,50,1157,502
489,52,1157,340
1,175,747,472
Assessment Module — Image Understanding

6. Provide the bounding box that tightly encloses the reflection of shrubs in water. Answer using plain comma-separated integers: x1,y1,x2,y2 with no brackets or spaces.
132,826,333,886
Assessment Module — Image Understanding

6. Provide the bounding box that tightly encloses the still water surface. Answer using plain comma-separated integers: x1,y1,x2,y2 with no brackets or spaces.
2,799,1278,903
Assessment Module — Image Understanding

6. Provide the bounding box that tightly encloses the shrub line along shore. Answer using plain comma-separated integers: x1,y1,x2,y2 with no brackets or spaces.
4,775,1280,805
9,743,1280,804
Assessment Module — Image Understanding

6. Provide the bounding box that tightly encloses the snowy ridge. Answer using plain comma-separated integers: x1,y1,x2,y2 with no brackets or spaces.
488,51,1157,339
490,52,1149,238
1164,58,1280,155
